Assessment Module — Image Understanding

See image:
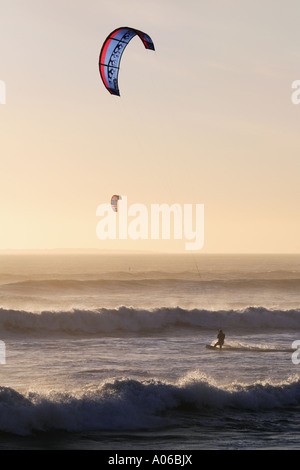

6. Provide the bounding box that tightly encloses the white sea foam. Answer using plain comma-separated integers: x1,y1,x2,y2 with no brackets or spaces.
0,306,299,336
0,374,299,435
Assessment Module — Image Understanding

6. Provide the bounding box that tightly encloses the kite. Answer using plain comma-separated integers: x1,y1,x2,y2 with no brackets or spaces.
111,195,121,212
99,27,155,96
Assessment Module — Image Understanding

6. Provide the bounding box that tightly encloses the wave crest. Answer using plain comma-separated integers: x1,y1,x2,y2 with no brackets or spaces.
0,374,300,435
0,306,300,336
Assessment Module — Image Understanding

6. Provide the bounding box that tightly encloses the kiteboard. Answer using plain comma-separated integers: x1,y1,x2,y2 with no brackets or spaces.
206,345,216,349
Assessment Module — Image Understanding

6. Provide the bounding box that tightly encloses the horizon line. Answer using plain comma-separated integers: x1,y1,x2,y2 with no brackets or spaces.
0,248,299,256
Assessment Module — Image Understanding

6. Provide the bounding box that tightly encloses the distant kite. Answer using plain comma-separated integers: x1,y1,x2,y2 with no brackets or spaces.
99,27,155,96
111,195,121,212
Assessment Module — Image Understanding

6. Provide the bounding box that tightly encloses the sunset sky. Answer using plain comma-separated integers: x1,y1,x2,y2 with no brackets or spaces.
1,0,300,253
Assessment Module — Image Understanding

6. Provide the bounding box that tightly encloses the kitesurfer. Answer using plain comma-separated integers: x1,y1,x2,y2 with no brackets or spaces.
213,329,225,349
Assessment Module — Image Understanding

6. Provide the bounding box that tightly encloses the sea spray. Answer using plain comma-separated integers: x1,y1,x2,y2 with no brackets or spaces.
0,374,300,436
0,306,300,336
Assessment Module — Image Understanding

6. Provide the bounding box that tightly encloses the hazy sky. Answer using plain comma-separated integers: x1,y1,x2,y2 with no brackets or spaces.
1,0,300,253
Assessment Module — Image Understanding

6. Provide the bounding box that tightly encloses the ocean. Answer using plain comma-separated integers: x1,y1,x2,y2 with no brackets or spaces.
0,252,299,451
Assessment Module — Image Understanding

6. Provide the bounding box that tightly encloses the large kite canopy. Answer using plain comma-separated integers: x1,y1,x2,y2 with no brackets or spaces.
99,27,155,96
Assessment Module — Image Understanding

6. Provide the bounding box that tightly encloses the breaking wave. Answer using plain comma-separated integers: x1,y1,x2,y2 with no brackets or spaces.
0,306,300,336
0,373,300,435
